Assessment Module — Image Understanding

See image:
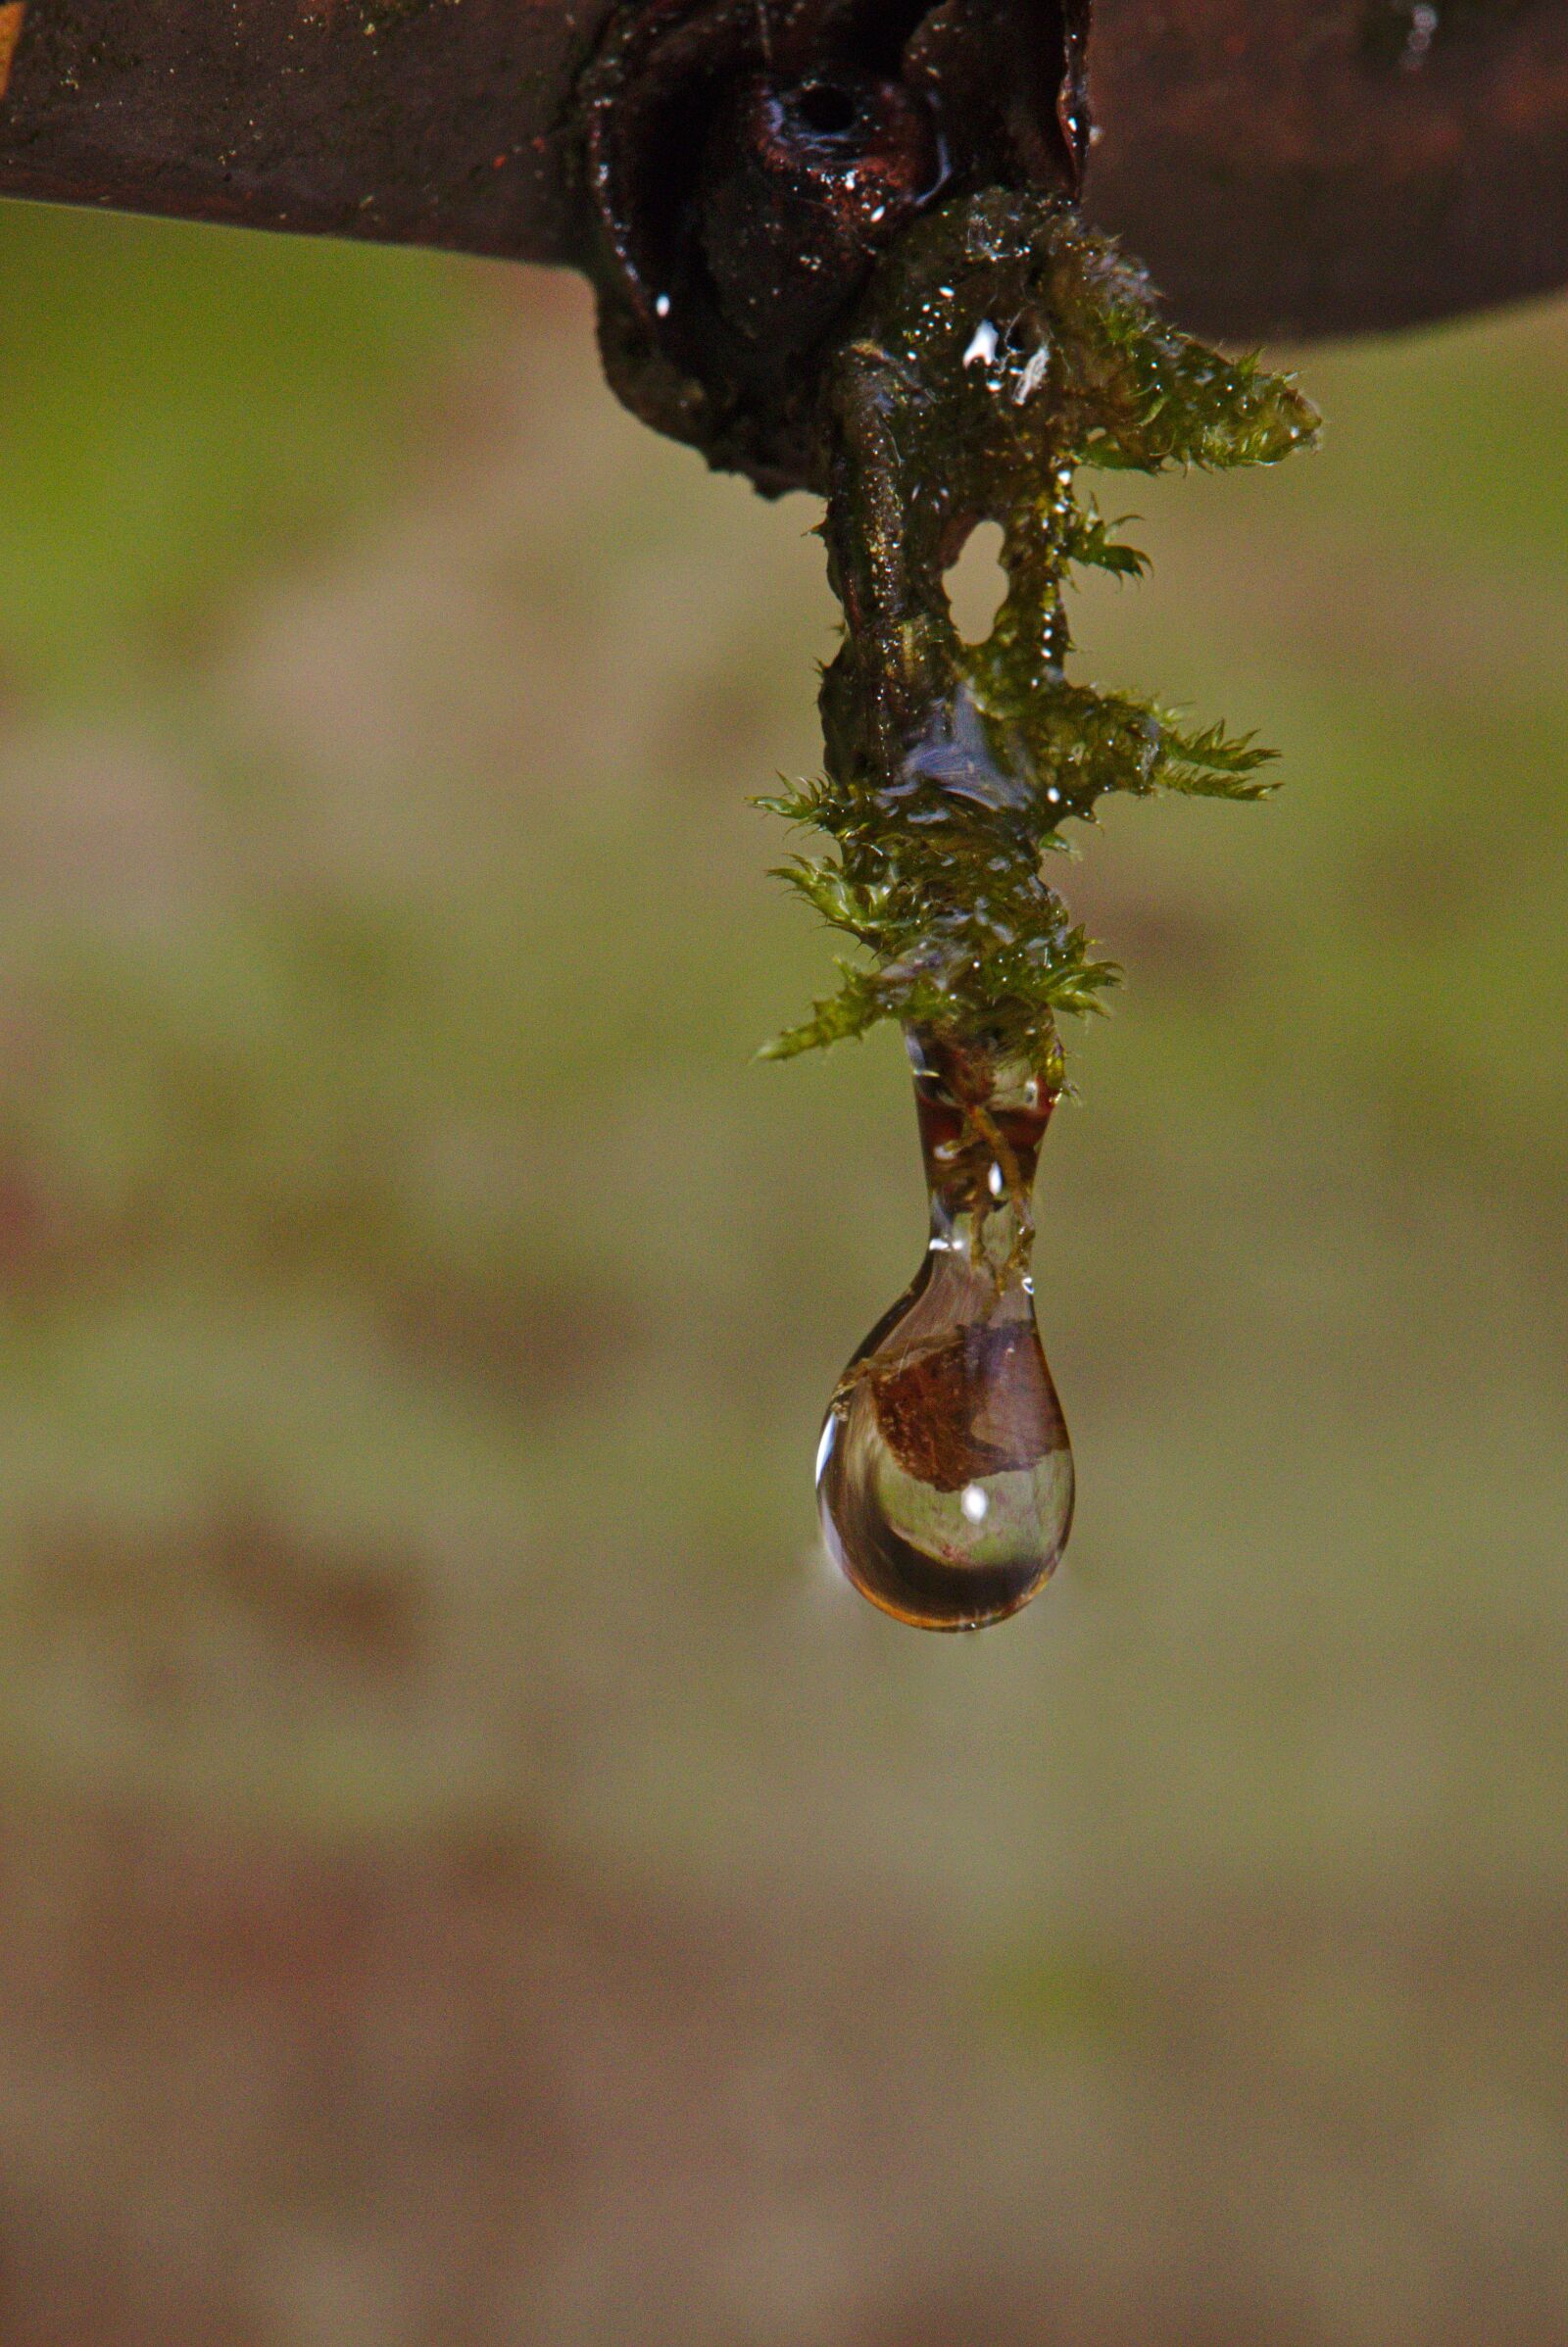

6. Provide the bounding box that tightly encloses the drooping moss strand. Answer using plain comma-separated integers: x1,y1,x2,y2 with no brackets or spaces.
761,188,1319,1065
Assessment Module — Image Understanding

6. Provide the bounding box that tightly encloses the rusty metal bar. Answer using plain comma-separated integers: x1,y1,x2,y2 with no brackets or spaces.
0,0,612,269
1088,0,1568,341
1,0,1566,341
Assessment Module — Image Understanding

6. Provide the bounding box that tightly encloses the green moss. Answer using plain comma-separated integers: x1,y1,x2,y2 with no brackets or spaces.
762,189,1318,1065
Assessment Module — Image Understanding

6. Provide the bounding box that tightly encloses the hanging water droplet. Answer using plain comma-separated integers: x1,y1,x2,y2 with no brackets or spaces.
816,1026,1074,1630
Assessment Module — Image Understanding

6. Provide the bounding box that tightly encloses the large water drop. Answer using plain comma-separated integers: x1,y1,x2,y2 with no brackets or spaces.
816,1027,1073,1630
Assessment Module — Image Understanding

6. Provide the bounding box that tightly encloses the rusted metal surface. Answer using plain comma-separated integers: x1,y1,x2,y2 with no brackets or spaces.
0,0,1565,339
1086,0,1568,339
0,0,612,269
582,0,1092,490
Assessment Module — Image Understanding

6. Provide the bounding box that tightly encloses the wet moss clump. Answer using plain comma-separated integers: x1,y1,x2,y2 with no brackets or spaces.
761,188,1319,1065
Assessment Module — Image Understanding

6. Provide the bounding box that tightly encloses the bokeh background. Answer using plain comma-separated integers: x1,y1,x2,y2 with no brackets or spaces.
0,196,1565,2346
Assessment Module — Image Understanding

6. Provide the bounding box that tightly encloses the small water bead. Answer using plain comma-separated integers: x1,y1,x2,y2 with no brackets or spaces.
816,1026,1074,1630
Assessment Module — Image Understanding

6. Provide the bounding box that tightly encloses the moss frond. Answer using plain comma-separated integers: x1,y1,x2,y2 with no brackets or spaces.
766,189,1318,1065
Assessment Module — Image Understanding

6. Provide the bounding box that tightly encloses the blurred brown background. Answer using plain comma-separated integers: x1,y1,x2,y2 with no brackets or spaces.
0,200,1565,2346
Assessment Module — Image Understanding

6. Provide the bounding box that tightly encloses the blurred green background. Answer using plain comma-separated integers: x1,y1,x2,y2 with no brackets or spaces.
0,196,1564,2346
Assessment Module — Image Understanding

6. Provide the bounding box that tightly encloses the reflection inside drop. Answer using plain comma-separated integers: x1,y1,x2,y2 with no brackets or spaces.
816,1025,1074,1631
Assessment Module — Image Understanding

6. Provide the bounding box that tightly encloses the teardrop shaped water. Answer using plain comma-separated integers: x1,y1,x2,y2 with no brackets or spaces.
816,1027,1073,1629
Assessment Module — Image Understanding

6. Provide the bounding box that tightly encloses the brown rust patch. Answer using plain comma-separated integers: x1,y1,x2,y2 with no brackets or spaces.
0,4,24,103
